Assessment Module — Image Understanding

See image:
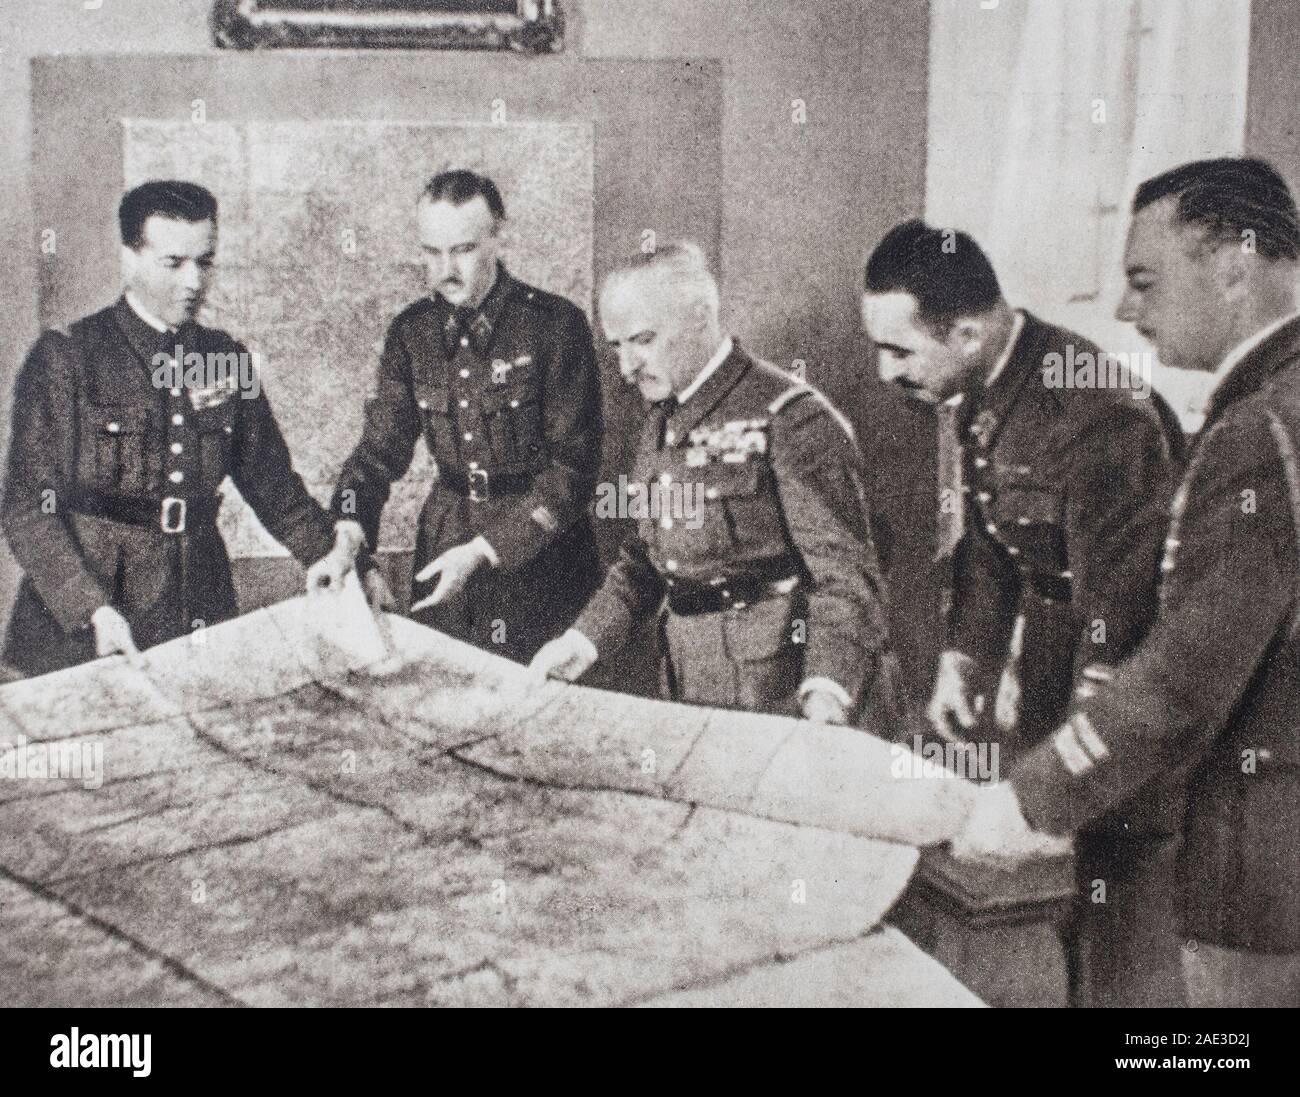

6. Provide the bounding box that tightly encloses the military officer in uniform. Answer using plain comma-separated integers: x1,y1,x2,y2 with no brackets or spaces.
862,220,1185,1006
330,170,601,662
1,180,358,677
530,242,896,727
955,158,1300,1008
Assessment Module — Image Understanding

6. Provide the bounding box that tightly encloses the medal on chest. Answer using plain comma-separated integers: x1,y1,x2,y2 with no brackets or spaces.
684,418,769,467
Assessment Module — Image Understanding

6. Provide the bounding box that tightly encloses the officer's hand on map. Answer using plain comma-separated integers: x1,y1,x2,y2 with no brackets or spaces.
800,688,849,725
91,605,143,668
949,781,1073,865
362,568,397,614
410,540,490,612
306,521,366,594
928,649,985,739
528,629,599,684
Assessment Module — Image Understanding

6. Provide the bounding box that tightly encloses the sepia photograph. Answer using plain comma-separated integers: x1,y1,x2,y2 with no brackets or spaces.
0,0,1295,1067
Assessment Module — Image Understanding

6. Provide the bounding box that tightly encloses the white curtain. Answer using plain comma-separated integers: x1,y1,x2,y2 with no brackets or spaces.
926,0,1252,429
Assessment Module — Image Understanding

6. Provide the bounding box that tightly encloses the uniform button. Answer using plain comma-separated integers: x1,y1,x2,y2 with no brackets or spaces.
418,399,429,410
1259,748,1274,763
985,522,998,535
170,442,183,455
664,431,676,445
661,518,673,529
459,368,470,379
665,559,678,571
170,388,181,397
107,422,121,433
705,486,718,500
458,399,469,409
1060,570,1073,579
1007,546,1020,556
169,470,184,484
463,432,474,442
172,413,184,426
468,461,479,470
973,456,988,469
460,336,469,348
1017,516,1030,526
977,491,991,503
510,399,520,409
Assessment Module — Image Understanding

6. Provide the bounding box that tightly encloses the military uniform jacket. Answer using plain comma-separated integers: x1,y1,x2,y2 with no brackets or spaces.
1,297,336,675
575,341,892,714
330,268,600,582
943,312,1183,831
1011,315,1300,952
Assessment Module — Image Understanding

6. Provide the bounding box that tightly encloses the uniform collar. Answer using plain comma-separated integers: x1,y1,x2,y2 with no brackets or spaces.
1203,311,1300,429
983,309,1025,389
677,336,734,405
939,310,1025,413
112,294,183,373
124,290,173,334
960,310,1041,450
663,338,751,447
439,263,515,355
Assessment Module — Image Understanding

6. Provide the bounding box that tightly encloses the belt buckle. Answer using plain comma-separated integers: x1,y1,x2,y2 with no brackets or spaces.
467,469,490,503
160,496,187,534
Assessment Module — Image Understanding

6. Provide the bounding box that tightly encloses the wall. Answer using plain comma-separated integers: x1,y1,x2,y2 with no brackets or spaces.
0,0,935,694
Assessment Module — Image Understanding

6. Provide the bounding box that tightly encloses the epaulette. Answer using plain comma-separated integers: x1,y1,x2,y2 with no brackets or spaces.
517,283,565,313
767,379,856,443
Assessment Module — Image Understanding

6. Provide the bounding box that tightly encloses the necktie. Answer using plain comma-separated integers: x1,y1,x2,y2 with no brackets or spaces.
935,401,965,562
443,306,477,355
650,396,678,449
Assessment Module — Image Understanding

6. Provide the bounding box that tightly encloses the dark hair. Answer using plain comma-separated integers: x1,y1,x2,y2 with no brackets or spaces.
864,219,1002,334
1133,157,1300,261
420,169,506,222
119,181,217,250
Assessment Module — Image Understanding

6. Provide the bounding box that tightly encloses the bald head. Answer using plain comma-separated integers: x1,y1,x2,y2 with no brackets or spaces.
600,242,724,402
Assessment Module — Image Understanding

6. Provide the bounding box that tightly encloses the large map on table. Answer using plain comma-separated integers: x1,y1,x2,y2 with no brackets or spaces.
122,118,594,558
0,585,979,1007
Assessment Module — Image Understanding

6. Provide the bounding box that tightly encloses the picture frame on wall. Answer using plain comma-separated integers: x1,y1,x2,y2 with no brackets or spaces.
211,0,564,53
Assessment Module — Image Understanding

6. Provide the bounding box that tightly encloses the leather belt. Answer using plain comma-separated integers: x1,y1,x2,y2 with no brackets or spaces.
665,566,800,617
67,490,220,535
439,468,533,503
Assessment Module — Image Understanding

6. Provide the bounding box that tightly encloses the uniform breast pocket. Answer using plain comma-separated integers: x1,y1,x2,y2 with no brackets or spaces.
992,486,1061,527
482,384,545,467
192,404,236,489
992,485,1066,562
413,383,451,446
705,462,788,559
79,407,156,496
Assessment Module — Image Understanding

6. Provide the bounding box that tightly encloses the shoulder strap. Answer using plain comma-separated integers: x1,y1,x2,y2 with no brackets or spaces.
767,382,856,443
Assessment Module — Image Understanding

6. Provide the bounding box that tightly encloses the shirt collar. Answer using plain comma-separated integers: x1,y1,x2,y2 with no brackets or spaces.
677,336,734,406
1208,309,1300,397
124,290,173,334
